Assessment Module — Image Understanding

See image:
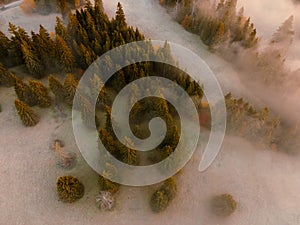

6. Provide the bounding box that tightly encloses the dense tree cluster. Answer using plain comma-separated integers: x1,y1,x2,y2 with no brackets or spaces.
15,78,51,108
1,1,205,210
161,0,258,51
224,93,280,144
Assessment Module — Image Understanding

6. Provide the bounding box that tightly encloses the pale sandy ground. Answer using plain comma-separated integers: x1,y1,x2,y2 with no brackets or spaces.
1,0,300,225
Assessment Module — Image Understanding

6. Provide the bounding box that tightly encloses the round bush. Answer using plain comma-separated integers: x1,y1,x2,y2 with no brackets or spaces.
150,190,169,213
210,194,237,217
56,176,84,203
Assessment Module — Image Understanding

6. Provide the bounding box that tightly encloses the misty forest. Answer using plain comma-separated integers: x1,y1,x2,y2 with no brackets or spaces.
0,0,300,224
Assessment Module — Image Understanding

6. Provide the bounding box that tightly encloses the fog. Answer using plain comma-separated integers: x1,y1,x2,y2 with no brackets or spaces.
238,0,300,70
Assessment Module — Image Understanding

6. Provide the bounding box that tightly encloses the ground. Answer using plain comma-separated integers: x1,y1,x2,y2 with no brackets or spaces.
0,0,300,224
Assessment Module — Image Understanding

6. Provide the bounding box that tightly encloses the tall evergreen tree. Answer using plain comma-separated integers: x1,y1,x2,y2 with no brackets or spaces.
21,41,44,78
55,17,69,42
48,75,66,102
0,31,10,64
29,80,51,107
115,2,127,30
14,79,37,106
0,64,17,87
63,73,78,106
55,35,75,72
15,99,40,127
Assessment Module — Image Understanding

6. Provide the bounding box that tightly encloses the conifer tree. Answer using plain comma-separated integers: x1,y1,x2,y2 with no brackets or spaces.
55,35,75,72
48,75,66,102
99,128,120,157
0,31,10,64
14,79,37,106
57,0,70,22
120,137,139,165
209,22,225,51
95,0,104,10
8,23,32,65
15,99,40,127
63,73,78,106
32,25,56,71
68,13,81,39
21,41,44,78
55,17,69,42
76,94,95,128
115,2,127,30
89,72,104,100
29,80,51,107
0,64,17,87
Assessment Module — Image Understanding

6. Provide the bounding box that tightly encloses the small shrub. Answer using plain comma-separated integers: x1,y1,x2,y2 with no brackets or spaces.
150,190,169,213
161,177,177,201
56,176,84,203
210,194,237,217
150,177,177,213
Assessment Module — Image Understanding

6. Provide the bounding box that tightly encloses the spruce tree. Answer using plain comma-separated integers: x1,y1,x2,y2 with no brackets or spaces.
0,64,17,87
120,137,139,165
55,35,75,72
115,2,127,30
57,0,70,22
21,41,44,78
0,31,10,64
15,99,40,127
29,80,51,107
8,23,32,65
63,73,78,106
76,94,95,128
209,22,225,51
55,17,69,42
48,75,66,102
14,79,37,106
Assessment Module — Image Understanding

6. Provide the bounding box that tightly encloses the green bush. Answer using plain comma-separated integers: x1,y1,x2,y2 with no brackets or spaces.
150,190,169,213
210,194,237,217
56,176,84,203
150,177,177,213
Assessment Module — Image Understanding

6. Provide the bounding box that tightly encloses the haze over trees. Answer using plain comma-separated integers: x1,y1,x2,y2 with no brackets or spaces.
161,0,299,90
161,0,258,51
